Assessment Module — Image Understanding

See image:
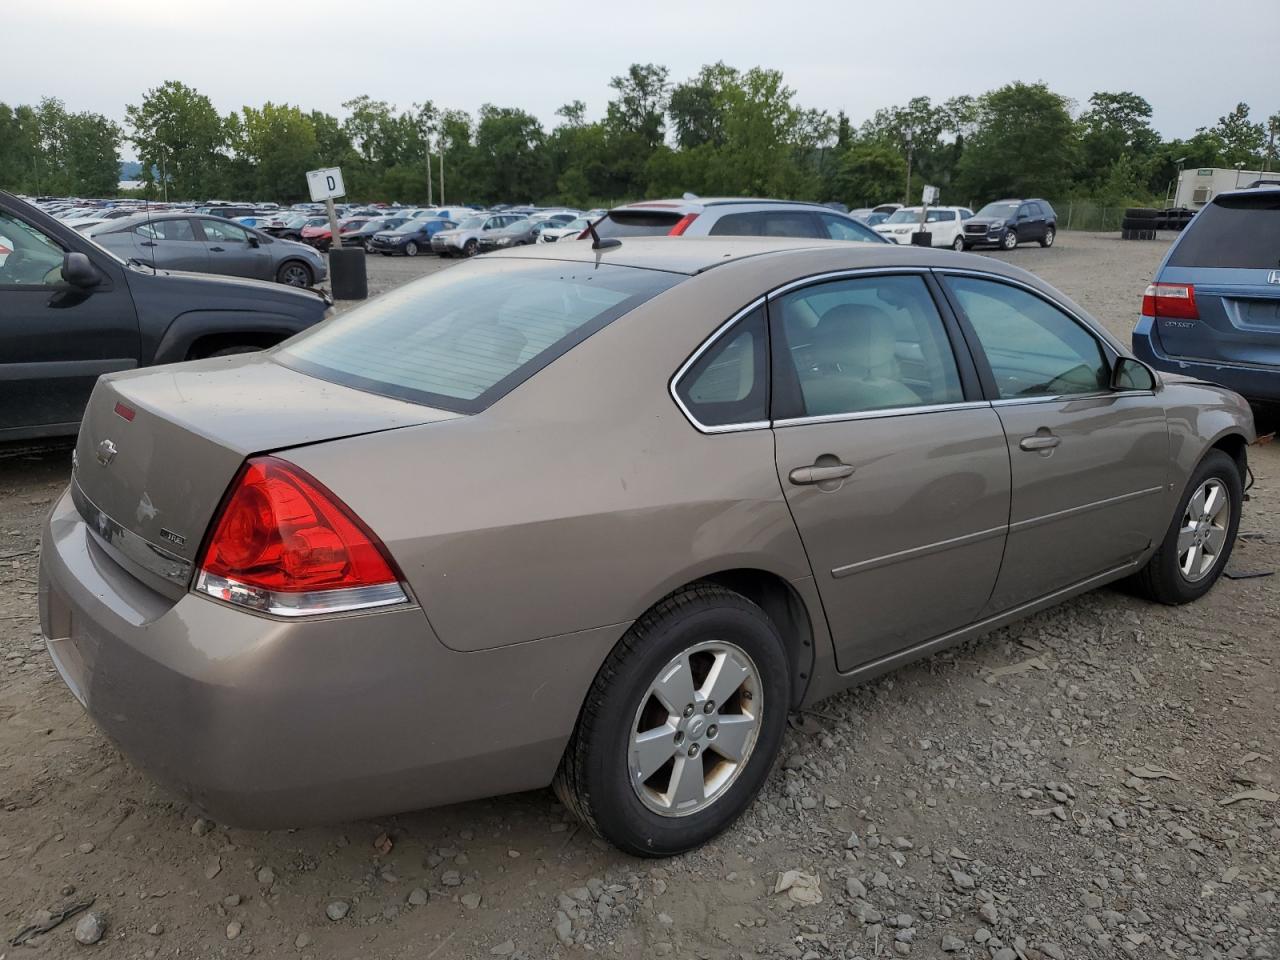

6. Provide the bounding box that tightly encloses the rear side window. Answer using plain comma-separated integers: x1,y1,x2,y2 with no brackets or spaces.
1168,194,1280,269
594,211,683,238
674,305,769,428
818,213,882,242
708,211,821,238
278,260,680,413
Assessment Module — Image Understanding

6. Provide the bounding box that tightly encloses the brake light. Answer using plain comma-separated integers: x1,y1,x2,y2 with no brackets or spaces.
194,457,407,617
1141,283,1198,320
668,213,699,236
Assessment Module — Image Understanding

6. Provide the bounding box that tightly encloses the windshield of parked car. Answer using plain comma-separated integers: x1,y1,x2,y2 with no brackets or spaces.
392,220,425,233
885,210,921,224
561,218,589,233
456,217,484,230
976,202,1019,220
278,260,681,413
1167,193,1280,269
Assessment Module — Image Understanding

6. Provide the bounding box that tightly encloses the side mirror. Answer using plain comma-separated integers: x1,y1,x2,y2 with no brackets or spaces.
248,235,261,248
1111,356,1157,391
62,252,101,289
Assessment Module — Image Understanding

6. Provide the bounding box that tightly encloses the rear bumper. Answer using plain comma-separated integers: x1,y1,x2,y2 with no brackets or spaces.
39,488,625,827
1134,316,1280,403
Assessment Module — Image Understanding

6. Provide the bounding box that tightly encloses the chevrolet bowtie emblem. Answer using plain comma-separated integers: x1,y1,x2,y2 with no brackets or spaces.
96,439,118,466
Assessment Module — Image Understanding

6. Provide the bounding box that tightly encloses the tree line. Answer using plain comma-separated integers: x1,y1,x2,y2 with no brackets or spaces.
1,65,1277,210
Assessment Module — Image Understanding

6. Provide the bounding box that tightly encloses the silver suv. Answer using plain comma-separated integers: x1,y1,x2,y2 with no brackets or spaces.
592,198,886,244
431,212,525,257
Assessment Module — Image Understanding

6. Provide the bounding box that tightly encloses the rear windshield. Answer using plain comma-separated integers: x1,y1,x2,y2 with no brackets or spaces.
595,210,684,238
277,260,681,413
1168,194,1280,269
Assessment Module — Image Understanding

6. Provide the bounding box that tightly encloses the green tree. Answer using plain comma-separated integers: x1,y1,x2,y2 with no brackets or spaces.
63,110,123,196
472,105,547,203
832,141,907,207
1214,102,1265,165
955,82,1078,203
233,103,318,203
126,81,227,199
1077,91,1160,189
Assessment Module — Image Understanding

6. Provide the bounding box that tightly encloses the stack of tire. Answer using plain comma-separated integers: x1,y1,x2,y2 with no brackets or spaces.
1121,207,1158,240
1155,208,1195,232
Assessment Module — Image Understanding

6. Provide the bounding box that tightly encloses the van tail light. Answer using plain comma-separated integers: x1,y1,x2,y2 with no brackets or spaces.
668,213,699,236
1142,283,1198,320
194,456,407,617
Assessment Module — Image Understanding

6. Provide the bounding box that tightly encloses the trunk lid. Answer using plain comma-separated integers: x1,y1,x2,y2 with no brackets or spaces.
73,353,457,596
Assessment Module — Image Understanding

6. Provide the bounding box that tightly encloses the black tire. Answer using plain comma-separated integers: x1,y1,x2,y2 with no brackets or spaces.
1039,226,1056,248
404,241,419,257
463,238,479,257
1126,449,1243,604
380,251,393,256
951,234,966,251
276,260,313,287
553,584,791,857
1001,229,1018,250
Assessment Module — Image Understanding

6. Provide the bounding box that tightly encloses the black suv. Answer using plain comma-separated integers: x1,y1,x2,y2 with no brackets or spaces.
961,199,1057,250
0,190,330,442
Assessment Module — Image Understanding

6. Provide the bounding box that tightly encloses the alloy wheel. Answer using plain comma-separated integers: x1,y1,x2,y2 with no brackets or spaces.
1003,230,1018,250
1177,478,1230,582
280,263,311,287
952,234,965,251
629,640,762,818
1043,228,1055,247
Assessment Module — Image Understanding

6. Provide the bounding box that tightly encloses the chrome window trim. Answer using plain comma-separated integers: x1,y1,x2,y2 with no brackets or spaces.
766,266,927,301
773,400,992,429
669,296,770,435
71,476,192,586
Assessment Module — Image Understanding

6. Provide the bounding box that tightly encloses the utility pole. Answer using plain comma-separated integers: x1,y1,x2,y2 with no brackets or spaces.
904,128,914,205
439,146,445,207
427,152,433,206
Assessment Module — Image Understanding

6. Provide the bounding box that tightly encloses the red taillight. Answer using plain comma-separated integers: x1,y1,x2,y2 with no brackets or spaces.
1141,283,1198,320
194,457,406,616
668,213,699,236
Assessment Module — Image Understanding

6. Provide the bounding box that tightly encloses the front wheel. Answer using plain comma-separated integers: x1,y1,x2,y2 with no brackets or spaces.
404,241,419,257
276,261,313,287
1002,230,1019,250
1040,227,1056,248
952,234,966,251
554,584,790,857
463,238,479,257
1126,449,1242,604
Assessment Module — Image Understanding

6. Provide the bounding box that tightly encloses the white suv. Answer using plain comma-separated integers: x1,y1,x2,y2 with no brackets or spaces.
430,212,525,257
592,198,886,244
873,206,974,250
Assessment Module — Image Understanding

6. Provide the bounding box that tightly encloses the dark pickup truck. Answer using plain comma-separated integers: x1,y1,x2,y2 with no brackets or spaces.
0,190,331,442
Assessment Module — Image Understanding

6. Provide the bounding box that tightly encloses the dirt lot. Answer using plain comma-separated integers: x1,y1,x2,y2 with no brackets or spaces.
2,234,1277,960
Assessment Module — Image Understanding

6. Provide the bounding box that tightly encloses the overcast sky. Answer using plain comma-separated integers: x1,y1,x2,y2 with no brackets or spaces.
12,0,1278,155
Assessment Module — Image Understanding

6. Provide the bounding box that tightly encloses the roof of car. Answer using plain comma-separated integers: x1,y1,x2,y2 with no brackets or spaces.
484,235,1028,277
613,197,842,212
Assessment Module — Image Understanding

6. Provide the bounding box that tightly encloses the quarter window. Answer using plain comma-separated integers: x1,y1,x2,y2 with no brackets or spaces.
945,276,1109,399
674,305,768,427
772,275,964,418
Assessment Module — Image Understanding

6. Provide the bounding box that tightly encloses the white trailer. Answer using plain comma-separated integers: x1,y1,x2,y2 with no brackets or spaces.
1171,166,1268,208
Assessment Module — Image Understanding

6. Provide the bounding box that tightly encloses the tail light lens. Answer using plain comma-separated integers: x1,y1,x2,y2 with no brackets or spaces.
668,213,699,236
1142,283,1198,320
194,457,407,617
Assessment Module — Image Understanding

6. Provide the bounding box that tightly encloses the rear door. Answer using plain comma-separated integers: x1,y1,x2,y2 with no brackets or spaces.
1152,192,1280,368
939,272,1169,613
0,206,139,438
1016,203,1045,241
197,218,273,279
131,218,208,271
766,272,1010,671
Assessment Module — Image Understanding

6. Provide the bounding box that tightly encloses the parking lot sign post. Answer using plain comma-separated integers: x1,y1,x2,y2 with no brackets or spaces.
912,184,940,247
306,167,366,300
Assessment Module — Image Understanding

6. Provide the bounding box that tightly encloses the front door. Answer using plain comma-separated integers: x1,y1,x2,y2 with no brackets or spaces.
940,273,1170,612
0,207,139,438
198,218,272,279
769,273,1011,672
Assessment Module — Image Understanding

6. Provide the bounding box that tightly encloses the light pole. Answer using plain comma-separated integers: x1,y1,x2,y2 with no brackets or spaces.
904,128,914,205
1234,161,1246,188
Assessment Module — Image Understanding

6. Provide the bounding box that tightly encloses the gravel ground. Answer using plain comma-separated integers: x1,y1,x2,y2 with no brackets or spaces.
1,233,1277,960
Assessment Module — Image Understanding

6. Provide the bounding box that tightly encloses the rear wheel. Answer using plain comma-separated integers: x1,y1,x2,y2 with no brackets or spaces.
276,261,313,287
1126,449,1242,604
1040,226,1055,248
554,584,790,857
1002,230,1018,250
404,241,419,257
951,234,966,251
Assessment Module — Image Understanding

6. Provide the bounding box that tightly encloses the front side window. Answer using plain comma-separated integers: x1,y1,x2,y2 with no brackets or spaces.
279,260,680,413
0,210,66,285
136,219,197,241
945,276,1109,399
202,220,249,243
674,305,768,428
773,275,964,418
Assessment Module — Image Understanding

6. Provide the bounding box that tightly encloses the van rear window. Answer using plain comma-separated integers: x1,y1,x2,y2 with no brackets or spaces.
1168,194,1280,269
277,259,680,413
594,211,684,238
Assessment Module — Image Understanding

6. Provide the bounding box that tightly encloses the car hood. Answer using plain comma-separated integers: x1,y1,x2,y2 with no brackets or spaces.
274,237,323,258
966,217,1008,228
372,231,406,240
124,262,330,307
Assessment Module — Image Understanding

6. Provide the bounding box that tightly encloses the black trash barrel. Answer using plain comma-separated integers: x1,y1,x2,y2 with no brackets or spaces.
330,247,368,300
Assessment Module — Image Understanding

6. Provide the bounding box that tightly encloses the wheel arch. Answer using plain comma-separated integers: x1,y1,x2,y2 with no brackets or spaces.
1209,430,1249,480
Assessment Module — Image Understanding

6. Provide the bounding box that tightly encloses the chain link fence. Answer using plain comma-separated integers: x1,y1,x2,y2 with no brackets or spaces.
1049,200,1170,233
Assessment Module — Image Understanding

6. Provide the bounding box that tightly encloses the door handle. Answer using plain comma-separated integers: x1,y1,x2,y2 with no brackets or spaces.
788,462,856,485
209,246,225,252
1019,434,1061,451
138,240,156,247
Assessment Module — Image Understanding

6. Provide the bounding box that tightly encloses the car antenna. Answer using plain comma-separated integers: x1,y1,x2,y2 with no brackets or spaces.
586,220,620,250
